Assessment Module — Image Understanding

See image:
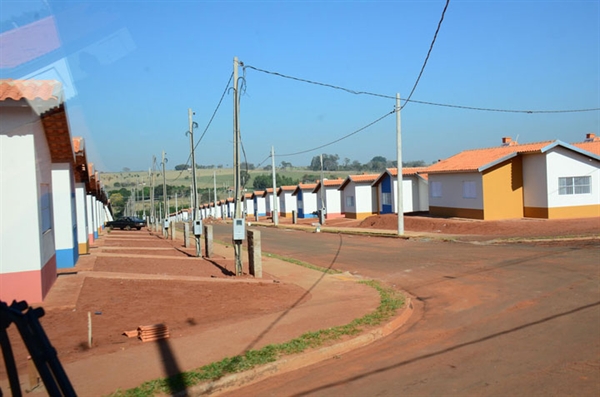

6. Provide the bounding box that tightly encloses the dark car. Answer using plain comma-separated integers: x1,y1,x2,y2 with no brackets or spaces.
106,217,146,230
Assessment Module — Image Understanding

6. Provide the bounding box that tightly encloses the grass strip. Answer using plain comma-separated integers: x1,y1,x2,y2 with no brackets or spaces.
109,280,404,397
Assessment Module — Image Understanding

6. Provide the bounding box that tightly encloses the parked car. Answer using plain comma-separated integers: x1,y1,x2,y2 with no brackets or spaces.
106,217,146,230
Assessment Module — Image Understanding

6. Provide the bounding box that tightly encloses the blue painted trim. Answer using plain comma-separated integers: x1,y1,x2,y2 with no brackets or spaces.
94,231,98,239
299,213,317,219
56,248,76,269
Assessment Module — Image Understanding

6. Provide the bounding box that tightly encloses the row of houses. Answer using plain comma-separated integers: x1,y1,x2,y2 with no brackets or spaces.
0,79,112,304
196,135,600,222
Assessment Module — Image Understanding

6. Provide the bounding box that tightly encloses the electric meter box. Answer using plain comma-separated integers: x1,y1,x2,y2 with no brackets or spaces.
193,220,203,236
232,218,245,240
163,219,169,229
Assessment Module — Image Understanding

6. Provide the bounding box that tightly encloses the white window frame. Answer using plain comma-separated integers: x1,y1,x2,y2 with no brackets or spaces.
559,176,591,195
462,181,477,199
431,181,442,198
345,195,355,207
382,192,392,205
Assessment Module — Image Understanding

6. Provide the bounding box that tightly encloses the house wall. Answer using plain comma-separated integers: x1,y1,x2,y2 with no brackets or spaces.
243,199,254,218
297,189,317,218
429,172,484,219
398,178,415,213
75,182,89,254
529,148,600,218
482,157,524,220
52,163,78,268
0,107,56,303
321,188,342,218
344,182,377,220
254,196,266,217
265,193,276,216
86,194,95,243
279,192,297,217
416,177,429,212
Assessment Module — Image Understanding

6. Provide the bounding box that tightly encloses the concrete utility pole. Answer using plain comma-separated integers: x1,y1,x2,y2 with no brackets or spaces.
232,56,243,275
319,153,325,225
150,159,155,223
188,108,199,222
271,145,278,225
396,93,404,235
162,151,168,221
213,171,217,218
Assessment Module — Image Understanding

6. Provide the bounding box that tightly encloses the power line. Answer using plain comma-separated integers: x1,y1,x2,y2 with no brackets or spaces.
242,65,600,114
402,0,450,110
278,110,395,157
171,72,234,183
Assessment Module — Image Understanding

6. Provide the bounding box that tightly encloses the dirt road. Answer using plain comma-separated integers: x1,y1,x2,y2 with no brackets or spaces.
213,223,600,396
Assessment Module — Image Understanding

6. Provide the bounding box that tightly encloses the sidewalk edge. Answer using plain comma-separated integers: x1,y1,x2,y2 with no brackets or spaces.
184,298,414,397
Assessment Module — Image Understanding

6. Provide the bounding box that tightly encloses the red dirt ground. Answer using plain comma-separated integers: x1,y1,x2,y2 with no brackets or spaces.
1,215,598,394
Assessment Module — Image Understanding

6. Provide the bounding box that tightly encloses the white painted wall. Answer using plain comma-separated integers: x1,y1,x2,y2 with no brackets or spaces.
254,196,266,215
51,164,76,252
546,148,600,208
86,194,95,239
417,177,429,212
522,153,548,208
75,183,88,247
1,114,47,273
279,191,297,214
317,187,342,215
243,198,254,217
428,172,484,210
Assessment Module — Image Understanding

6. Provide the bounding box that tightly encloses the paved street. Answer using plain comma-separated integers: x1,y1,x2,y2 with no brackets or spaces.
214,224,600,396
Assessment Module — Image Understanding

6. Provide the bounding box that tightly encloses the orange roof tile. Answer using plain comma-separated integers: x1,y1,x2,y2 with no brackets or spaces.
292,183,317,196
339,174,378,190
313,178,344,193
0,79,63,102
426,141,553,173
573,141,600,156
251,190,264,198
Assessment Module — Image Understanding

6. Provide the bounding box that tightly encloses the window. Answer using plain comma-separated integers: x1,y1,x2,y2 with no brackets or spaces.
463,181,477,199
559,176,591,195
431,181,442,198
382,192,392,205
41,184,52,232
345,195,355,207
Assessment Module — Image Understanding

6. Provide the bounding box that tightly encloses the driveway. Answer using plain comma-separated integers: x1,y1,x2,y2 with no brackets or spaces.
213,224,600,396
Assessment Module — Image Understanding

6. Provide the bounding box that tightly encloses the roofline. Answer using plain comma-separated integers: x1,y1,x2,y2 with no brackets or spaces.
478,152,519,172
543,140,600,161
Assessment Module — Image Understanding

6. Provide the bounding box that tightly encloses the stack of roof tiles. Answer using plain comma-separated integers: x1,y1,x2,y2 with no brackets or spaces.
137,324,169,342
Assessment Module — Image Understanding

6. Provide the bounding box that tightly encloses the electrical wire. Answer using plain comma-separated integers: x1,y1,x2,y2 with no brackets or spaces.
402,0,450,110
171,72,235,183
242,65,600,114
278,110,395,157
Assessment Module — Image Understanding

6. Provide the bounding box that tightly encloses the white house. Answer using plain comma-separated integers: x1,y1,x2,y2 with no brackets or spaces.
262,188,278,217
338,174,379,220
72,137,90,255
242,193,254,218
0,79,64,303
252,190,266,218
372,167,429,215
277,185,297,217
292,183,318,218
426,136,600,220
313,179,345,219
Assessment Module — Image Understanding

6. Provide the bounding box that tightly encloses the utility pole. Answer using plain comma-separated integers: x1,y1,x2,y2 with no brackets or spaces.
319,153,325,225
396,93,404,235
150,158,155,223
232,56,243,275
213,171,217,218
188,108,199,222
271,146,278,225
162,151,168,222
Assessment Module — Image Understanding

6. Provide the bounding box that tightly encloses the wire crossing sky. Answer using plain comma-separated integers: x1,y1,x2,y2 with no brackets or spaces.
1,0,598,172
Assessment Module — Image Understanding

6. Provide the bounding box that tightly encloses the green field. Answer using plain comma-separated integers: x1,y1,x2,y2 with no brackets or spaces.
101,167,355,214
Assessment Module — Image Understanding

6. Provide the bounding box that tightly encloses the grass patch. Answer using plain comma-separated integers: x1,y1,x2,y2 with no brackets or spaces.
109,280,404,397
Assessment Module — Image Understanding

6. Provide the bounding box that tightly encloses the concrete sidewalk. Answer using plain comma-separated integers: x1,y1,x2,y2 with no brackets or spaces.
1,230,413,397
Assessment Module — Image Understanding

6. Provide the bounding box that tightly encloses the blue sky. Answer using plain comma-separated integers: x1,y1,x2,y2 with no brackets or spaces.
2,0,599,172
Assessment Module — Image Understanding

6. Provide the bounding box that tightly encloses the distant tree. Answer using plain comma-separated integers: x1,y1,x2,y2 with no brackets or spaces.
263,164,272,171
403,160,427,167
367,156,388,172
252,174,271,190
114,182,121,187
241,162,255,170
217,164,223,169
350,160,363,171
241,170,251,187
122,167,130,172
174,164,188,171
301,174,319,183
309,154,339,171
109,192,124,208
280,161,292,170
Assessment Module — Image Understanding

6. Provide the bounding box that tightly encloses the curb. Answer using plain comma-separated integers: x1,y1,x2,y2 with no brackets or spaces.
182,298,414,396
